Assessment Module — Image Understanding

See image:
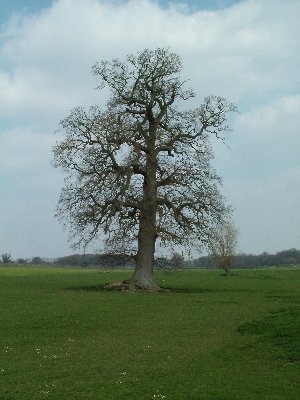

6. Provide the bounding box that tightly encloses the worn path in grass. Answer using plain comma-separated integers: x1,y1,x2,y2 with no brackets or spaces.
0,267,299,399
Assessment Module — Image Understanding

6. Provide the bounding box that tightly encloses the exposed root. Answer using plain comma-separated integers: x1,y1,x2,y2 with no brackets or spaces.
104,280,168,292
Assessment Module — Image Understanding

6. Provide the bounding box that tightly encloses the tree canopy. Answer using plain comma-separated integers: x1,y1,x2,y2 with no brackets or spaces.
53,48,237,290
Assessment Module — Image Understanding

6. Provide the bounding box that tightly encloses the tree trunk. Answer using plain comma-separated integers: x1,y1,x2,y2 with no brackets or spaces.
130,132,160,290
131,209,160,290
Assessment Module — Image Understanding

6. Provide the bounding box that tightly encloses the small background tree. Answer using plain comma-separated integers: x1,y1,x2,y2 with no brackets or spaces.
170,252,185,270
1,253,12,264
208,220,238,275
31,257,47,265
17,258,28,265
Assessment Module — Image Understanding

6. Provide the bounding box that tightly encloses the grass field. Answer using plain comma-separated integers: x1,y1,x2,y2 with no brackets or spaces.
0,266,299,399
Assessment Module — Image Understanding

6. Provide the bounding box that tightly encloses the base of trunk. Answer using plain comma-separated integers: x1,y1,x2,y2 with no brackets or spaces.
104,279,167,292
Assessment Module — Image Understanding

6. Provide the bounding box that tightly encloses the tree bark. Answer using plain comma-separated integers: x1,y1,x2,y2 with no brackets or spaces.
130,130,160,290
131,208,159,290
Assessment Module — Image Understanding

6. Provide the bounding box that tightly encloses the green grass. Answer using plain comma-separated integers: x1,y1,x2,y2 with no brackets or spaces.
0,267,299,399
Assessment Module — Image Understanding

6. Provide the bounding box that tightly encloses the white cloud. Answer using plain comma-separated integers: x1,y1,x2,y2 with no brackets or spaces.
0,0,299,257
226,167,300,254
231,94,300,177
0,127,55,169
213,93,300,253
2,0,299,115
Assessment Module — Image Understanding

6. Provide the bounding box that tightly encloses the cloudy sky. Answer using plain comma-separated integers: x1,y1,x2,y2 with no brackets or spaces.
1,0,299,259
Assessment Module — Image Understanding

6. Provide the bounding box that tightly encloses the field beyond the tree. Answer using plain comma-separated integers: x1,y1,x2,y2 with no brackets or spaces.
0,267,299,399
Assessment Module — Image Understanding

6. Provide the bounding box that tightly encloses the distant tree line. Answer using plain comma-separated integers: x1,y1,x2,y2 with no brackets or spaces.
1,248,300,269
54,253,134,268
193,248,300,269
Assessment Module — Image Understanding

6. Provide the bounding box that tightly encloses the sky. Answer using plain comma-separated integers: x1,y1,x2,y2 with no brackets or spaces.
0,0,299,259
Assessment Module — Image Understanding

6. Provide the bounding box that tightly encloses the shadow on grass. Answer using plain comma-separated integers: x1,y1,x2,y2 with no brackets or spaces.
266,294,300,304
247,273,282,280
164,287,254,293
66,285,111,292
237,307,300,363
65,285,253,294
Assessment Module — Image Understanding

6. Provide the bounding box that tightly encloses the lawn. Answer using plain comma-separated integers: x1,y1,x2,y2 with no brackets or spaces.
0,266,299,399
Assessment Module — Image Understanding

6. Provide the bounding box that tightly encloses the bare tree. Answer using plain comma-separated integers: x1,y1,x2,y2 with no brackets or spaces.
1,253,12,264
170,252,184,270
208,220,238,275
53,48,237,290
